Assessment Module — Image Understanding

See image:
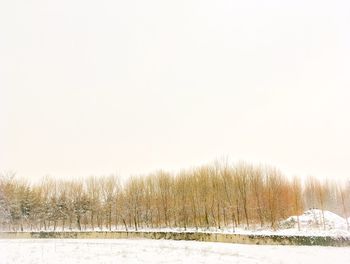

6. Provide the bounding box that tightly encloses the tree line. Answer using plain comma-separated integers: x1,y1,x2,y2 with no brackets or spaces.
0,162,349,232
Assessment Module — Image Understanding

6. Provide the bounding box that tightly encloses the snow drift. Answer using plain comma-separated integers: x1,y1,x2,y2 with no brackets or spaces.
282,209,349,230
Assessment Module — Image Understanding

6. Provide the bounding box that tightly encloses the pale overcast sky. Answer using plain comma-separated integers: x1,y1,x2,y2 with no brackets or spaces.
1,0,350,181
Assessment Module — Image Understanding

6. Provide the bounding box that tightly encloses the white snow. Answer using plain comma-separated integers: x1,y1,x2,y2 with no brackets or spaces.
283,209,349,232
0,239,349,264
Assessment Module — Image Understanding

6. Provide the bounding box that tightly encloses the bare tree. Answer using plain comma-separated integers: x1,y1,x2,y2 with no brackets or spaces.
292,177,303,231
338,182,350,231
100,175,118,231
235,162,251,228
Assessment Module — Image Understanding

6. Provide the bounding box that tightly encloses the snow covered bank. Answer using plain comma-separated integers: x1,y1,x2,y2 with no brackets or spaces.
1,230,349,246
1,239,349,264
1,210,349,246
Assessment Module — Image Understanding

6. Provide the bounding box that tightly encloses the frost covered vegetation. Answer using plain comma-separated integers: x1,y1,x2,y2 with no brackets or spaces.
0,162,349,232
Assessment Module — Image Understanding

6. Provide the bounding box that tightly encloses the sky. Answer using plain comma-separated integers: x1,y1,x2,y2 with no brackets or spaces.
1,0,350,182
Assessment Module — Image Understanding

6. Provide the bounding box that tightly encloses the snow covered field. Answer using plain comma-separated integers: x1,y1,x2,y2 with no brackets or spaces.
0,239,349,264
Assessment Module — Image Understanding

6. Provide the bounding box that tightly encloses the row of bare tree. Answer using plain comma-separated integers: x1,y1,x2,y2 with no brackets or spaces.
0,162,349,232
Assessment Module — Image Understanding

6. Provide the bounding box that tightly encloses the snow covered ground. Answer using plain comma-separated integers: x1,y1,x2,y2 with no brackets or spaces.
0,239,349,264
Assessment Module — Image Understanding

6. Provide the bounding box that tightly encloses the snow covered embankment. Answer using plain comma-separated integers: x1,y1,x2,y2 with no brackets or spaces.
1,230,350,246
1,210,349,246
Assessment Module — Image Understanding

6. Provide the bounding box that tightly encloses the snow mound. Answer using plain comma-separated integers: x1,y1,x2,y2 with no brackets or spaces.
283,209,348,230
